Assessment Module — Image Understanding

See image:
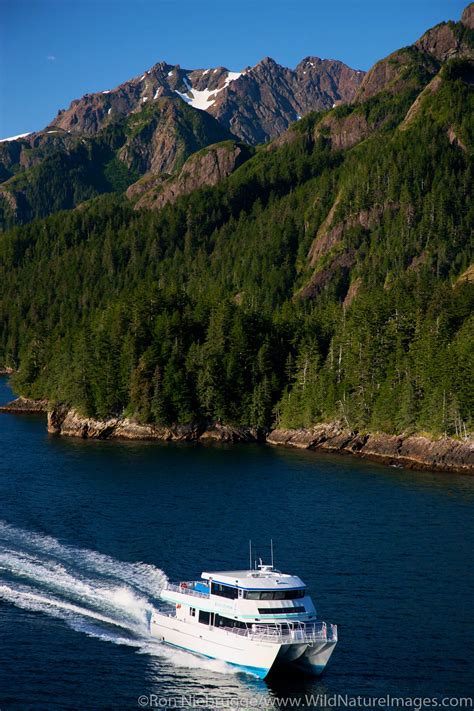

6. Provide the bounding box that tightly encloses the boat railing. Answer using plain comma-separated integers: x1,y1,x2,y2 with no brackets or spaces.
222,621,338,643
164,582,210,599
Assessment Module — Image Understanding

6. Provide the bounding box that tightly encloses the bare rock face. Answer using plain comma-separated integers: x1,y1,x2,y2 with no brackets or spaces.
356,49,413,103
131,141,252,211
355,48,439,103
47,406,264,443
462,2,474,29
125,173,170,201
268,425,474,474
299,201,402,301
342,277,363,308
308,202,400,268
45,57,364,146
455,263,474,285
297,249,356,301
317,111,372,150
0,397,48,413
116,97,233,176
208,57,364,144
356,6,474,105
0,130,74,180
415,24,463,62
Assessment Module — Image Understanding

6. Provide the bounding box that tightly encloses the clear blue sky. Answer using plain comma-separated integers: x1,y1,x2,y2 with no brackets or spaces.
0,0,467,138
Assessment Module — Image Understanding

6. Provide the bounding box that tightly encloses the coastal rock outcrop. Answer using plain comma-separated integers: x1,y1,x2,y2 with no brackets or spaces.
0,397,48,413
2,400,471,473
47,406,265,443
267,424,474,474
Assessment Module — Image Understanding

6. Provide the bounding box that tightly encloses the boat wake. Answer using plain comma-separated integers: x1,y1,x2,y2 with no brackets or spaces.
0,520,237,677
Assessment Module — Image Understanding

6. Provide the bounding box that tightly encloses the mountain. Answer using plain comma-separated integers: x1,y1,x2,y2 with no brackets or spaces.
0,55,364,227
126,140,254,211
0,97,233,226
0,4,473,448
46,57,364,145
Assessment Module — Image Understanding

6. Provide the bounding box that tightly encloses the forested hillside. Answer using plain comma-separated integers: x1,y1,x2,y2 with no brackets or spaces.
0,98,233,228
0,12,473,440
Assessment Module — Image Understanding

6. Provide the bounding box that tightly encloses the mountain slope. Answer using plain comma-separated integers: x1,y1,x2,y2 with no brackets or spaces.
0,98,233,227
0,55,364,227
0,5,472,444
46,57,364,145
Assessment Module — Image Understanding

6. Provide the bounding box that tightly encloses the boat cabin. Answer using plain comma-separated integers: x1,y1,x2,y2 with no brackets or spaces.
160,564,318,631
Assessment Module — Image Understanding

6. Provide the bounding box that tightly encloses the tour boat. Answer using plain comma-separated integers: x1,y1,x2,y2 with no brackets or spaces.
149,559,338,679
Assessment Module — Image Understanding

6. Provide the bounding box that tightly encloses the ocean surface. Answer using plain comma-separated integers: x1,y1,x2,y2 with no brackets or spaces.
0,376,473,710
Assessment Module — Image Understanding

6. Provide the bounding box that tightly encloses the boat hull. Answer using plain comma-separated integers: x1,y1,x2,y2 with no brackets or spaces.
150,612,280,678
281,640,337,676
150,612,336,679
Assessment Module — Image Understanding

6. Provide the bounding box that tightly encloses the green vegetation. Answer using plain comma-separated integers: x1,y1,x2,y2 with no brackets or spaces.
0,64,472,438
0,98,232,229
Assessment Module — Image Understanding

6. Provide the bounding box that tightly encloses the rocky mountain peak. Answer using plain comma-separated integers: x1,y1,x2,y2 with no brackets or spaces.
257,56,280,68
356,4,474,103
461,2,474,28
45,53,364,145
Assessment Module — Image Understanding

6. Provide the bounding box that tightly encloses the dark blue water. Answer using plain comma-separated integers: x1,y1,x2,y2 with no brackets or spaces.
0,376,473,710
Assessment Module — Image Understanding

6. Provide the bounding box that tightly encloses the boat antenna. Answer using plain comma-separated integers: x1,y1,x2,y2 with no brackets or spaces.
271,539,274,568
249,540,252,571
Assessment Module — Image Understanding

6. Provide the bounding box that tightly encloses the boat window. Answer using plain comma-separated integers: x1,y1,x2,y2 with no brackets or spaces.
210,582,238,599
285,589,305,599
214,614,247,630
243,589,305,600
244,591,261,600
258,606,306,615
198,610,211,625
189,607,196,617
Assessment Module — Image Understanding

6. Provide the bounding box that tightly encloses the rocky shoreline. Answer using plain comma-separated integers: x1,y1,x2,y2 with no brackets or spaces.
0,396,48,413
46,404,265,443
267,424,474,474
1,398,472,473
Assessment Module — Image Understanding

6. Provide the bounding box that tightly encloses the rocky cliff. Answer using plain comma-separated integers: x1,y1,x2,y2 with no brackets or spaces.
45,57,364,146
128,140,253,211
47,405,265,443
38,404,474,474
3,4,472,229
1,397,471,473
356,8,474,103
267,424,474,474
0,98,233,226
0,396,48,413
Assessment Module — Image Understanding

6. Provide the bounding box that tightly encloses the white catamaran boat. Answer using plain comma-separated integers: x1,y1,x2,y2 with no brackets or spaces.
150,557,338,679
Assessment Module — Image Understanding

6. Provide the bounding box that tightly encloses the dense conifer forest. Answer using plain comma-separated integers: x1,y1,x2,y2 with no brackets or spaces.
0,54,472,438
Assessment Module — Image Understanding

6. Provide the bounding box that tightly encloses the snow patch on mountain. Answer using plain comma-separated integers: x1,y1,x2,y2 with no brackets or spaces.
0,133,31,143
175,86,217,110
174,71,242,111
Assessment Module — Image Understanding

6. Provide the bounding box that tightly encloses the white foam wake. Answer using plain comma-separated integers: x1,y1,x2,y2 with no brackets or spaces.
0,521,240,678
0,519,165,597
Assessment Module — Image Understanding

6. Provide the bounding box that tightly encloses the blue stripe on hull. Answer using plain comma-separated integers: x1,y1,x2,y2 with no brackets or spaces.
227,661,269,679
162,640,270,679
